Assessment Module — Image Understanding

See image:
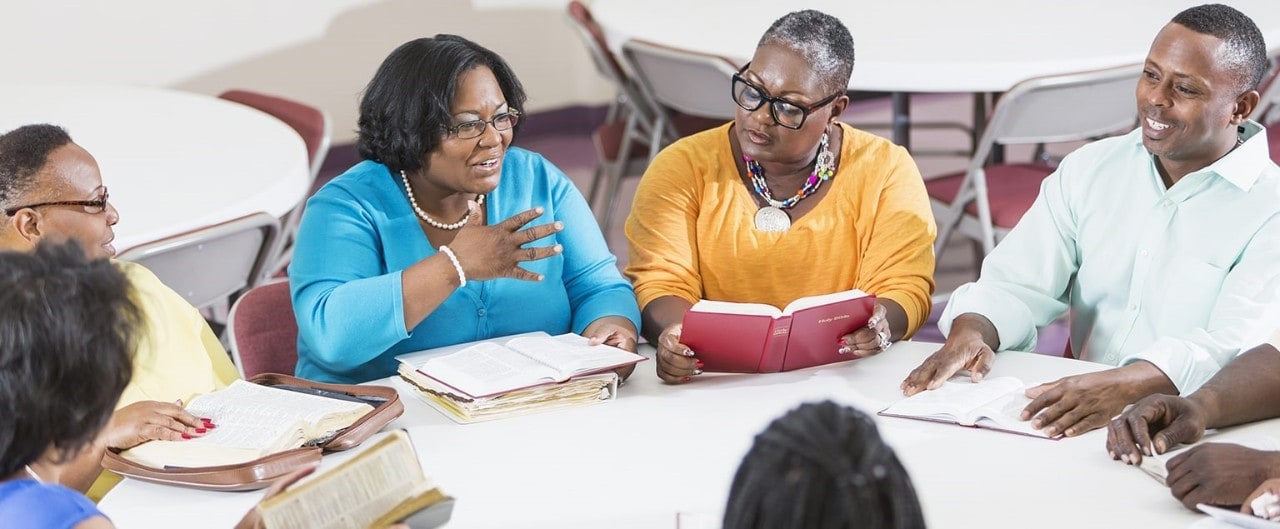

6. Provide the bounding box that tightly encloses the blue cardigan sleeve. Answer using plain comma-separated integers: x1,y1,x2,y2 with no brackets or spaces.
540,156,642,334
290,179,410,373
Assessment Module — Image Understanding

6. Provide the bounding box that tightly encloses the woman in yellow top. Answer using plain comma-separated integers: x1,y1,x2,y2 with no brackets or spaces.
0,124,237,498
626,10,936,383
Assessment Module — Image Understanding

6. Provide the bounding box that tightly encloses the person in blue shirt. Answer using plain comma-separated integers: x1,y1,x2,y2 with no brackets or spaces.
290,35,641,383
902,4,1280,437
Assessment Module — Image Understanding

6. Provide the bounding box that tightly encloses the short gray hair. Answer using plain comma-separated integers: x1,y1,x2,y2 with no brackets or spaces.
758,10,856,94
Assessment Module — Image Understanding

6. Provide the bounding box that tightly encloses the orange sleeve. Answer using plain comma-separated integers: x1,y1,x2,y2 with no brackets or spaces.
853,142,937,337
623,135,708,310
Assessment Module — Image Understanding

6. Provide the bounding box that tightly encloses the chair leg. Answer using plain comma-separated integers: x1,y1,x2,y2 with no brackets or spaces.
587,162,607,212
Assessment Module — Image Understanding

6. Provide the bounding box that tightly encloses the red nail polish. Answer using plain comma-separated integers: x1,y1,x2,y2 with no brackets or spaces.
201,417,213,424
181,434,192,440
682,377,691,382
195,428,207,434
206,423,217,429
695,361,704,369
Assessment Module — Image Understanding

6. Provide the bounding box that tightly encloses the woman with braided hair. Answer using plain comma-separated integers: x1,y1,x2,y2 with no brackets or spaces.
724,401,925,529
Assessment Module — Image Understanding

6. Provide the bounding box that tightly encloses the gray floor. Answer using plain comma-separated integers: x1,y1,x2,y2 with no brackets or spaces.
320,93,1069,353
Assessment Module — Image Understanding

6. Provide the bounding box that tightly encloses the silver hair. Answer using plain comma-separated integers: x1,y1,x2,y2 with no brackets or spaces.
757,10,856,93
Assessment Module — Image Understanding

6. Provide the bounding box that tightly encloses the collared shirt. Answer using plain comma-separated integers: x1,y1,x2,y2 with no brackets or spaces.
941,122,1280,393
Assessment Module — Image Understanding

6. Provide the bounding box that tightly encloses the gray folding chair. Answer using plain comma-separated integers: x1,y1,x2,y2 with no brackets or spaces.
116,212,280,318
621,39,741,158
926,64,1141,269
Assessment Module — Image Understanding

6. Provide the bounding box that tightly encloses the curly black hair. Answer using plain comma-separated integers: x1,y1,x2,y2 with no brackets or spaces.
0,240,141,477
724,401,925,529
1172,4,1269,92
0,124,72,207
357,35,527,174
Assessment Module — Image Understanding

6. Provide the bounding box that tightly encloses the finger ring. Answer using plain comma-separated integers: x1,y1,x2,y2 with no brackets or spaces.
878,331,891,350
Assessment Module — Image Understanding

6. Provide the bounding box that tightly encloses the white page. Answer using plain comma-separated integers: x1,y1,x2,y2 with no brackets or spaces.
881,377,1025,423
688,299,781,317
1198,504,1280,529
970,390,1047,438
780,289,868,315
418,341,557,397
506,334,642,377
1138,436,1280,485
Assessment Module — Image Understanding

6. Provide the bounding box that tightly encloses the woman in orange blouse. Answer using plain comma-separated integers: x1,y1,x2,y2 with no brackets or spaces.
625,10,936,383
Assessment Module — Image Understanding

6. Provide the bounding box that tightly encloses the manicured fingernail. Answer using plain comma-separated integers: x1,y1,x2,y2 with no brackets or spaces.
553,221,564,230
553,244,563,253
195,428,207,434
181,434,192,440
682,377,691,382
695,361,704,369
535,207,544,214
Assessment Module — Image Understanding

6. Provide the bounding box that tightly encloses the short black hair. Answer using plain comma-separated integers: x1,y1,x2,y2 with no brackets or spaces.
758,10,856,95
357,35,528,174
1171,4,1269,92
724,401,925,529
0,240,140,478
0,124,72,206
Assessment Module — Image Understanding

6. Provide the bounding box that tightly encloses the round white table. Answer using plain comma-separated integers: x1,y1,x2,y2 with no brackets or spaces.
593,0,1280,148
0,83,310,253
99,340,1269,529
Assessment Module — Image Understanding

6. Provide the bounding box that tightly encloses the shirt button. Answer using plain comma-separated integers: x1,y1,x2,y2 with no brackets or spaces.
477,309,487,317
1128,304,1138,311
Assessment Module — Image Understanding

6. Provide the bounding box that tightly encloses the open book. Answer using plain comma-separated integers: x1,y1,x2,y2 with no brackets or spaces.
120,380,374,467
406,333,644,399
878,377,1053,439
1199,503,1280,528
258,430,454,529
680,289,876,373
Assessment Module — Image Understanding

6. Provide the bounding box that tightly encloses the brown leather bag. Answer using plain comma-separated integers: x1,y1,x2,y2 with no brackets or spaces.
101,374,404,491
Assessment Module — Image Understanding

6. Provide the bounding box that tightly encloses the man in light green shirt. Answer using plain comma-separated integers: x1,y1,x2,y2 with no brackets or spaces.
902,4,1280,438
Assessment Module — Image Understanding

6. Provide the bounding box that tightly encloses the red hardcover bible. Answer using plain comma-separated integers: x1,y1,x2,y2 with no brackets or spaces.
679,289,876,373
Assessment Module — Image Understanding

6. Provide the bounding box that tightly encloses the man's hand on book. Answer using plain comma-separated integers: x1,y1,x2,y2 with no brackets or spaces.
584,316,640,381
447,206,564,282
655,323,700,384
901,317,996,396
839,303,891,357
102,400,211,450
1106,394,1209,465
1022,362,1177,438
1165,444,1280,511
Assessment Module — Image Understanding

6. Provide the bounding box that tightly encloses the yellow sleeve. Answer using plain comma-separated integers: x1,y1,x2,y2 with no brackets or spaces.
854,141,936,337
624,136,708,310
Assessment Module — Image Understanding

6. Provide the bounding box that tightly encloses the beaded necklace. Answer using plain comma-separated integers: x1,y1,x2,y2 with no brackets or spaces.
744,130,836,232
400,169,485,230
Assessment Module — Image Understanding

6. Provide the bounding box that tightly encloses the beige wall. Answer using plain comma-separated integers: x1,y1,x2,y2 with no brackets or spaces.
1,0,612,143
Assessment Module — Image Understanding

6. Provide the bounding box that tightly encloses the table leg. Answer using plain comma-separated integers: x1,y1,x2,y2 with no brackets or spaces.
892,92,911,150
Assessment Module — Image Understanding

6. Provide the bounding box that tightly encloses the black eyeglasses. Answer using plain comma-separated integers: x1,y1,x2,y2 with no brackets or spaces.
4,187,110,217
445,110,520,139
731,64,841,130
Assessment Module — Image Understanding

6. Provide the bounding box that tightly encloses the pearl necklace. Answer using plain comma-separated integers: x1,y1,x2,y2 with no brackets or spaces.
400,170,485,231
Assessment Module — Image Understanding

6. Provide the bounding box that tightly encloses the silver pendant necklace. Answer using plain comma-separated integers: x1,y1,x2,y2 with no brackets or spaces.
745,129,836,232
400,169,485,230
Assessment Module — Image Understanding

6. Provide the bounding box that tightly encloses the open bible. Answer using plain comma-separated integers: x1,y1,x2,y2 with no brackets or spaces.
680,289,876,373
397,333,641,423
120,380,375,468
878,377,1054,439
257,430,454,529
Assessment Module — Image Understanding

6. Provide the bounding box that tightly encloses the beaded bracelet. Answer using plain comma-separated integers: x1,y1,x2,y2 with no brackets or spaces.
439,245,466,287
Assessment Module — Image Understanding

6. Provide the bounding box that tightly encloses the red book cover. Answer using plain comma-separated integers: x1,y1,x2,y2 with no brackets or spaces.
679,290,875,374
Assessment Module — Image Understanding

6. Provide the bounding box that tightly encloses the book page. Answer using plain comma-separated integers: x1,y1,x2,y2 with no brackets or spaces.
259,431,430,529
780,289,868,315
1198,504,1280,529
506,334,643,378
689,299,782,317
120,381,372,467
880,377,1025,424
417,341,558,398
971,390,1048,438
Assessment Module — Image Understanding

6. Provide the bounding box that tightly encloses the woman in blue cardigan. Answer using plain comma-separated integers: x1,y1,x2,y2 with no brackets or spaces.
290,35,640,383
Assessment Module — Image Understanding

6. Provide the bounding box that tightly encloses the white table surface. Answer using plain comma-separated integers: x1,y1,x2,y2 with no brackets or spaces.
0,83,310,253
99,340,1275,529
593,0,1280,94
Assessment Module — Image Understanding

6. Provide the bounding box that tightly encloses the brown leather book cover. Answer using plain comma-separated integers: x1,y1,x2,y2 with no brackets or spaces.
101,374,404,491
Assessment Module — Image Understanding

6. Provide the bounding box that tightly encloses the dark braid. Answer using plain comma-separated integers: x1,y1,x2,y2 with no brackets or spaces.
724,401,925,529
